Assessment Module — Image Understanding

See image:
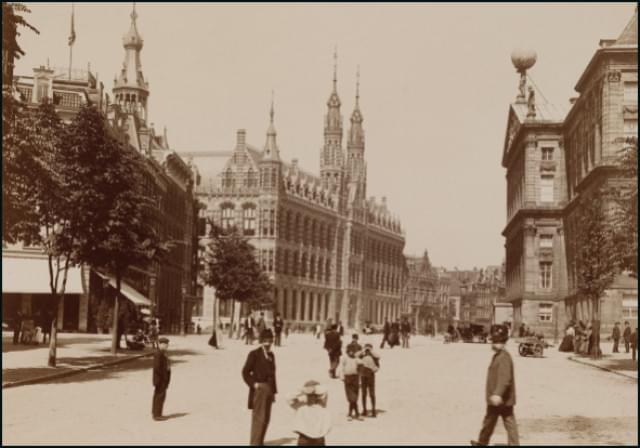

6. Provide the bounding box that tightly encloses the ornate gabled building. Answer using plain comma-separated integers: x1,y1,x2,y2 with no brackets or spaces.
195,57,406,331
502,8,638,337
3,5,199,335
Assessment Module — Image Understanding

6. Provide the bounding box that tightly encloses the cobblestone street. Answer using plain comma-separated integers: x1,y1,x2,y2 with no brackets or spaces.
2,334,637,445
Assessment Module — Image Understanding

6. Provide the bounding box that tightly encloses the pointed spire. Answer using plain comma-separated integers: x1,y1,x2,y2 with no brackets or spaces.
614,6,637,46
123,2,143,49
263,91,279,160
355,65,360,109
333,45,338,91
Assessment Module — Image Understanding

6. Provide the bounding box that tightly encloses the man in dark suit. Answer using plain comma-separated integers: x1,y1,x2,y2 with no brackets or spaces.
242,329,277,446
324,324,342,378
471,324,520,446
244,313,256,345
152,337,171,421
273,313,284,347
380,318,390,348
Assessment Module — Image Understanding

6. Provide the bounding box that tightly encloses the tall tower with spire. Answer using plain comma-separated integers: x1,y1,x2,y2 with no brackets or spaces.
346,66,367,203
260,93,282,193
113,3,149,125
320,49,344,194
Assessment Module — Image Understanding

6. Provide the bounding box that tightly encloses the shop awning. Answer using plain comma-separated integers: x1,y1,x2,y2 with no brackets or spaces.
2,256,84,294
94,271,151,307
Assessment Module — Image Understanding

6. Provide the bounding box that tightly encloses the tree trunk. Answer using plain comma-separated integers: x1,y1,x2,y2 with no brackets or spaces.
47,295,61,367
111,276,121,355
228,299,235,339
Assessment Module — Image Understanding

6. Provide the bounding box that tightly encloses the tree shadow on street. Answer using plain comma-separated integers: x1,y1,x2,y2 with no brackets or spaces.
3,349,201,387
598,358,637,372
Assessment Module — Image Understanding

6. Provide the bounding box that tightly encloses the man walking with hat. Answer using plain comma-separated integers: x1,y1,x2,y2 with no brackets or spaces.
242,328,278,445
152,337,171,421
471,324,520,446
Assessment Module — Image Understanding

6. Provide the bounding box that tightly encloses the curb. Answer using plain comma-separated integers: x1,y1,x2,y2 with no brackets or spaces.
3,351,154,389
568,356,638,381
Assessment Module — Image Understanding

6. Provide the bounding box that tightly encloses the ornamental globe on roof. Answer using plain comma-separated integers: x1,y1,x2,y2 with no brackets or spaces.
510,48,537,73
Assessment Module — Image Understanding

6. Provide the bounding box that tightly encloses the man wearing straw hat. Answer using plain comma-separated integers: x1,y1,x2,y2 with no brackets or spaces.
288,380,332,445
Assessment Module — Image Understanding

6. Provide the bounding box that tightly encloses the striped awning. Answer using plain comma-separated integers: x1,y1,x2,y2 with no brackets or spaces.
94,271,151,307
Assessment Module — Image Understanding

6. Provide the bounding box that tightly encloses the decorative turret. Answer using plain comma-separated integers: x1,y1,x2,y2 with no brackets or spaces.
263,91,280,161
346,66,367,203
320,48,344,194
113,3,149,124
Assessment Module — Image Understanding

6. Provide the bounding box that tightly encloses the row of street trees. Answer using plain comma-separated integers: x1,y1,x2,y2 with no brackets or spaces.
574,137,638,358
3,97,167,364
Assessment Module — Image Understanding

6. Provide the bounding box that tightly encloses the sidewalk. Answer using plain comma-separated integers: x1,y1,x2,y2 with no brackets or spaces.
2,331,154,388
568,351,638,380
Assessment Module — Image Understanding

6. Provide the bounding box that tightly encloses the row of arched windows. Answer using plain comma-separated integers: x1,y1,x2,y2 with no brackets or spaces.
280,210,335,249
279,249,332,283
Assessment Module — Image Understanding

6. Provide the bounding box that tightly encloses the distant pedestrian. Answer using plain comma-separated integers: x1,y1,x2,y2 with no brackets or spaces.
337,321,345,337
401,318,411,348
152,337,171,421
149,320,159,349
389,319,401,348
315,323,323,339
339,346,362,421
244,313,256,345
471,324,520,446
324,325,342,379
358,343,380,417
631,328,637,362
518,323,525,338
242,329,277,446
256,312,266,335
284,323,290,339
379,319,391,349
13,310,23,345
287,380,332,446
273,313,284,347
623,321,631,353
612,322,621,353
196,323,202,335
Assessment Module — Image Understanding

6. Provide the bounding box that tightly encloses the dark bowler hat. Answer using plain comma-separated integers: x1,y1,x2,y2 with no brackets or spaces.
259,328,274,342
158,337,170,344
490,324,509,343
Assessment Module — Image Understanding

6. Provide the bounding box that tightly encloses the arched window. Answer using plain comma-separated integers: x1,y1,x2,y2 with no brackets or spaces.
242,204,256,236
301,253,308,278
293,252,300,277
283,250,289,275
325,259,331,283
318,257,324,282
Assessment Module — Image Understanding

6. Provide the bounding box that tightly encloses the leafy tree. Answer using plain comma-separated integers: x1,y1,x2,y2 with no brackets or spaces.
201,224,273,339
2,3,39,66
574,188,618,359
62,105,168,354
611,137,638,277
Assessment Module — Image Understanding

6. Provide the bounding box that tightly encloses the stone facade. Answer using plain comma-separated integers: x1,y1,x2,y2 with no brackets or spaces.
502,8,638,337
194,63,406,331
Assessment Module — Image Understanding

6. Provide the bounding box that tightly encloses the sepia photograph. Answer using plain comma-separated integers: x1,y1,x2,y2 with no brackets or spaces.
2,1,638,446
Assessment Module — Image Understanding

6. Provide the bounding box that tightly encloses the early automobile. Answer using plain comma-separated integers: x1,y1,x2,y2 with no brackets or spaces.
459,324,489,343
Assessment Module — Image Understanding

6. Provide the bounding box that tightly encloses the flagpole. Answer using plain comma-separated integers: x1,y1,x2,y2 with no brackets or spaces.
68,3,75,79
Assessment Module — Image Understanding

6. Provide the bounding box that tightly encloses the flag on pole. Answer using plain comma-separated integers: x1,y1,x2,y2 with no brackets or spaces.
68,4,76,46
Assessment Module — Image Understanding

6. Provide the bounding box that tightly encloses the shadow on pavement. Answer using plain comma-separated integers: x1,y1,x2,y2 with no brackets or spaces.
3,349,201,387
599,358,638,372
3,335,110,353
163,412,189,420
519,416,637,444
264,437,297,446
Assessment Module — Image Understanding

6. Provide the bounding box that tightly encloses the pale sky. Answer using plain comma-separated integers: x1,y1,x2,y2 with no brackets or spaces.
15,2,636,270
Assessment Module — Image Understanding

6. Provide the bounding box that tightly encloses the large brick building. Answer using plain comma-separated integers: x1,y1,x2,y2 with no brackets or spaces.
2,6,199,334
502,8,637,337
192,61,406,331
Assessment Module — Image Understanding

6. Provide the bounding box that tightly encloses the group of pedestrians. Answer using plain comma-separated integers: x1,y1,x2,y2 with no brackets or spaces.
611,321,637,359
379,317,412,349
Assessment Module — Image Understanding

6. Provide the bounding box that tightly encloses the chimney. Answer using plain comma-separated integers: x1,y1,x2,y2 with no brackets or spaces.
237,129,246,146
